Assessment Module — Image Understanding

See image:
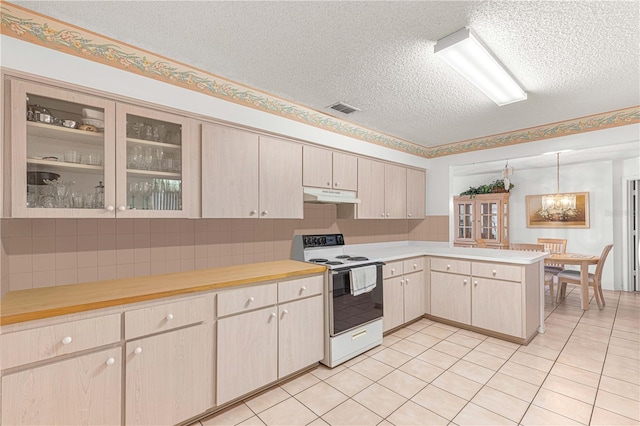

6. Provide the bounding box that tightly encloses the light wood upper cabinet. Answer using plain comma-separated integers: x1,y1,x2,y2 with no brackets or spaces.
6,78,116,218
202,124,259,218
384,164,407,219
2,347,121,425
5,78,193,218
259,136,303,218
357,158,385,218
115,103,193,218
202,124,302,218
406,168,426,219
332,152,357,191
357,158,425,219
303,146,357,191
125,323,214,426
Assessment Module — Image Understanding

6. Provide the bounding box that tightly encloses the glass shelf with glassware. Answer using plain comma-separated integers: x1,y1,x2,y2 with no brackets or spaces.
126,178,182,211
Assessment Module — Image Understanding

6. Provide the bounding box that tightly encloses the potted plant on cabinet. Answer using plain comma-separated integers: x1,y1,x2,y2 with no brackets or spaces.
459,179,514,197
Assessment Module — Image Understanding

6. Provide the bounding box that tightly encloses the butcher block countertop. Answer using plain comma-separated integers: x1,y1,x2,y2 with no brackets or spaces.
0,260,326,326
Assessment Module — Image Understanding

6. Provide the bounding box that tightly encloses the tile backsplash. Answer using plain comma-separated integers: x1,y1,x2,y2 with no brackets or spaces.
0,204,448,295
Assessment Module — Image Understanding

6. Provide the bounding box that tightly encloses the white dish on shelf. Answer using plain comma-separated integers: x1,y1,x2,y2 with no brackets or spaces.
81,118,104,129
81,108,104,120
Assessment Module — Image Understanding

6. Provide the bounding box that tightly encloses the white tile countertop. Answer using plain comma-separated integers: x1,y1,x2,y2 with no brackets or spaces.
345,241,549,264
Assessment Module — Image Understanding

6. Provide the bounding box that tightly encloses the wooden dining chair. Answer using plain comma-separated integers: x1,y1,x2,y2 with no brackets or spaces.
556,244,613,309
509,243,556,303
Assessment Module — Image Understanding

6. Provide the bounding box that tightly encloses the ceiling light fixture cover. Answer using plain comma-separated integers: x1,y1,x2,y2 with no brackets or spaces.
434,28,527,106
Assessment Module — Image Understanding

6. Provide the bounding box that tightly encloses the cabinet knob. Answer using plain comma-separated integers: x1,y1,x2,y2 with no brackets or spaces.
391,268,395,274
405,278,410,285
386,213,390,217
106,357,115,366
300,286,307,293
400,280,404,285
270,312,276,318
134,347,143,355
474,281,478,286
106,205,115,212
327,182,331,187
408,213,412,217
335,182,339,187
413,264,417,269
282,309,289,315
381,213,385,217
250,210,257,215
62,336,73,345
446,264,451,270
118,205,126,211
463,279,468,285
262,210,268,216
492,270,497,276
166,313,174,321
248,297,255,303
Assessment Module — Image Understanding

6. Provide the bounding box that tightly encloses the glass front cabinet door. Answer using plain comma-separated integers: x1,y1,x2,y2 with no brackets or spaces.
7,79,116,218
115,104,192,218
6,78,192,218
453,193,509,249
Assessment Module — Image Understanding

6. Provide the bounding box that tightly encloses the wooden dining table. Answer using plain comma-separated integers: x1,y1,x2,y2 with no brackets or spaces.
545,253,600,310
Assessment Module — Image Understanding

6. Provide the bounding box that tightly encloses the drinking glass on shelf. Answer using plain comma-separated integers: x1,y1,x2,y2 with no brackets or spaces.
143,147,154,170
128,182,140,209
140,181,152,210
155,148,164,171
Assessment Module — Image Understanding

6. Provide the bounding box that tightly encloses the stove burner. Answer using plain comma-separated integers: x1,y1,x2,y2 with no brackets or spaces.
336,255,351,259
309,258,328,263
326,261,344,265
347,256,369,261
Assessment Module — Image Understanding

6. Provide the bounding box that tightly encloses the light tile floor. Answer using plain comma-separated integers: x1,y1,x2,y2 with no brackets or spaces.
196,287,640,425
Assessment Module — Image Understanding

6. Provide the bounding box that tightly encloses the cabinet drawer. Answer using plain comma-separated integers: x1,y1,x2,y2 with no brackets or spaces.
431,257,471,275
218,283,277,317
383,260,404,279
403,257,424,273
125,297,209,340
0,313,121,370
278,275,323,303
472,262,522,282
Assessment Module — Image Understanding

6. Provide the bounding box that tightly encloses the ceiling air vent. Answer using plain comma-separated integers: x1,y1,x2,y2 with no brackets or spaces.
327,102,360,115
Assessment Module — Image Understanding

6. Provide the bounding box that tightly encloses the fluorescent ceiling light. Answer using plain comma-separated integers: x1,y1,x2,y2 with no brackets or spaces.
434,28,527,106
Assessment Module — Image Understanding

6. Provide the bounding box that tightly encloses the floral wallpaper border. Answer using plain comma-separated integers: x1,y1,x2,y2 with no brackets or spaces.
1,3,639,159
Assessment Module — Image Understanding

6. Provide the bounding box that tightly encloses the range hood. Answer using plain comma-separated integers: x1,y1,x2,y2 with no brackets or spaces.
303,187,361,204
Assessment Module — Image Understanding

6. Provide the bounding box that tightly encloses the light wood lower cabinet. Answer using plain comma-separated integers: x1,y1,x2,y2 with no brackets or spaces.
382,275,405,332
382,257,426,332
429,257,540,342
471,277,522,337
217,276,324,405
217,306,278,405
278,295,323,377
430,271,471,325
2,347,121,425
125,323,213,426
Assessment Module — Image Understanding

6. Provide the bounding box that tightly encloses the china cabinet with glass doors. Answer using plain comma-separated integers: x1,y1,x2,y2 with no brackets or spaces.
453,193,509,249
4,78,192,218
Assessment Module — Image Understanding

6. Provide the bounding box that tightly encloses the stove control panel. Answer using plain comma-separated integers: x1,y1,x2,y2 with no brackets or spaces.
302,233,344,248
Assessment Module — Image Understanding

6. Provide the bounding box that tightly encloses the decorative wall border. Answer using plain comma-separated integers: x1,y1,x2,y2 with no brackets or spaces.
1,2,639,159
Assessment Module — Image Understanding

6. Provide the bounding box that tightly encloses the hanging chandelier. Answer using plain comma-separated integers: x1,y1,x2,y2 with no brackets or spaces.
537,153,578,221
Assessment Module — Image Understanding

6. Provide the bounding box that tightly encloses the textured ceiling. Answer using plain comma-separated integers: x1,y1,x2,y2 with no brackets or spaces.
12,1,640,148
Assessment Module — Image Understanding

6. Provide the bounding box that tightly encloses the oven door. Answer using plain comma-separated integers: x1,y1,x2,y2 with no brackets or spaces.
329,262,384,336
